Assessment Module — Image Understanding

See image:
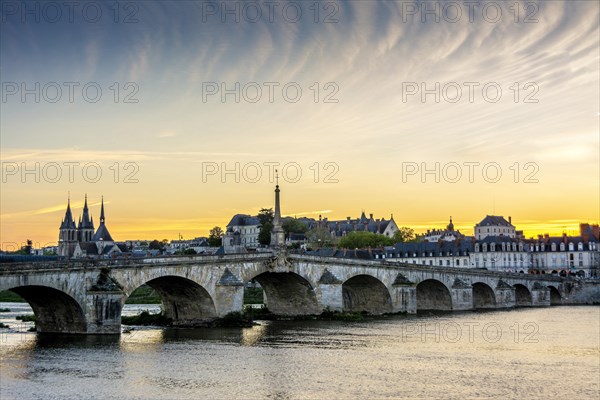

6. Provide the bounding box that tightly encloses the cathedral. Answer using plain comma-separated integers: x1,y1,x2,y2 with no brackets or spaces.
57,195,122,258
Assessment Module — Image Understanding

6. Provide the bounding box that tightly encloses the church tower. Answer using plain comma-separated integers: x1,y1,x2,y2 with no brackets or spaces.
270,171,285,248
77,194,95,242
58,196,78,257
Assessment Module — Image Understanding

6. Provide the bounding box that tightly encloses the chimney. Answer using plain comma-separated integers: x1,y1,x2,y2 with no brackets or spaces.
508,216,512,225
347,216,351,221
592,225,600,241
562,233,567,244
369,213,373,220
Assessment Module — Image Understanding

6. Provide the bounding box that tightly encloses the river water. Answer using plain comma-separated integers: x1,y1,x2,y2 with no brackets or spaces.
1,303,598,399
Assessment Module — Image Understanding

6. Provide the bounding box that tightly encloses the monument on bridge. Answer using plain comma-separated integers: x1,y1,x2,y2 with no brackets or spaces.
270,170,286,248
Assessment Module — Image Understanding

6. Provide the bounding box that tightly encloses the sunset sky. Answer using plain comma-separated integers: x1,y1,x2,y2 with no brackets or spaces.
1,0,598,249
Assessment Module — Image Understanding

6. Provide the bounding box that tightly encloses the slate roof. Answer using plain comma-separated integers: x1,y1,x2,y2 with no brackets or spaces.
391,240,474,256
60,201,77,230
476,215,513,227
93,223,114,242
227,214,260,227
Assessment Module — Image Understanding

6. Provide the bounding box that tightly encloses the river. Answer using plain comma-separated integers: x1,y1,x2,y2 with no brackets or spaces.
1,303,598,399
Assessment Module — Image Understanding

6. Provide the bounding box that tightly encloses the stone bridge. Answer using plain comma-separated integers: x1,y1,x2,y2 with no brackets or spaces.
0,251,591,334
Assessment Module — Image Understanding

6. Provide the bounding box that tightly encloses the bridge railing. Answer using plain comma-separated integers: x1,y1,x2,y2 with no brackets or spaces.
0,251,274,273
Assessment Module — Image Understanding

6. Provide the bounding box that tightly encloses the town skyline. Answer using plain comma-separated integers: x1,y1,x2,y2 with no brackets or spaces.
1,187,598,250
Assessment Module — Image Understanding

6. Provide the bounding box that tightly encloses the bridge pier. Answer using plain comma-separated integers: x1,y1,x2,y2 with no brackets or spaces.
215,269,245,317
495,281,516,308
531,283,551,307
85,291,123,334
450,279,473,311
318,282,344,312
390,285,417,314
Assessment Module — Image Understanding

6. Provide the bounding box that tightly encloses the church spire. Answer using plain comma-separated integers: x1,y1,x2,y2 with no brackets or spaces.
100,195,105,224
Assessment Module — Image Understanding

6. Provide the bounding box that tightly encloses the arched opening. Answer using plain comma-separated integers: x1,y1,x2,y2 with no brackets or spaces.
6,286,87,334
416,279,452,311
548,286,561,305
251,272,319,315
514,284,532,307
472,282,496,309
127,276,217,325
342,275,392,314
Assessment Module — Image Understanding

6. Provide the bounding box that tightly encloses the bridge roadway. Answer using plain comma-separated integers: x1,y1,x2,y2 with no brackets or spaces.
0,251,585,334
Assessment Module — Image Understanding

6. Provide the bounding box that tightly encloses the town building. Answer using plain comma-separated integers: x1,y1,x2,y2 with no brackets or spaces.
225,214,260,248
474,215,516,240
422,217,466,242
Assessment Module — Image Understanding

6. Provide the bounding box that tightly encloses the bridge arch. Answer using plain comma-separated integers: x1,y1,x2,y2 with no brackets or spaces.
472,282,496,309
250,271,320,315
416,279,452,311
548,285,562,305
342,274,392,314
5,285,87,334
514,284,532,307
126,276,217,324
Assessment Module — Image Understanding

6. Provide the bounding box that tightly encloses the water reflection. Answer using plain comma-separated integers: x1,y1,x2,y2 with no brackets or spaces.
1,306,599,399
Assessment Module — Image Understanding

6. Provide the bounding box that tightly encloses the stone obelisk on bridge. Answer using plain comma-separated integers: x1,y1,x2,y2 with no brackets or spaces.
270,170,286,248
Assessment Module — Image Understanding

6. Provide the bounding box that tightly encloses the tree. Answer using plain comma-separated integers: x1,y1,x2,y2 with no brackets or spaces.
338,231,393,249
392,227,416,243
282,218,308,238
183,248,197,255
148,240,164,250
306,227,335,249
208,226,224,247
257,208,274,245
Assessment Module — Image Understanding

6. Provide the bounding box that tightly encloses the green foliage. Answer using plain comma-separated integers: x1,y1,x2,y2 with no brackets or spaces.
0,322,9,328
182,248,197,255
306,226,335,248
16,315,36,322
125,285,162,304
0,308,11,312
0,291,26,303
282,218,308,238
244,287,264,304
257,208,274,245
320,307,365,321
148,240,164,250
392,227,417,242
338,231,393,249
121,311,172,326
208,226,224,247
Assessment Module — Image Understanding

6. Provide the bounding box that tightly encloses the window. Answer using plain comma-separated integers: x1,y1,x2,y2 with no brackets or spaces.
551,243,556,251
